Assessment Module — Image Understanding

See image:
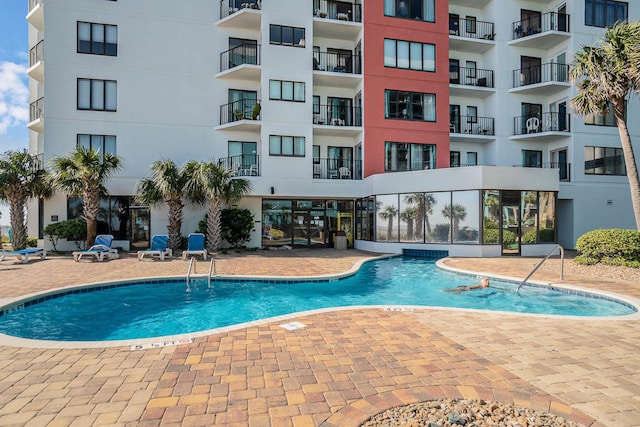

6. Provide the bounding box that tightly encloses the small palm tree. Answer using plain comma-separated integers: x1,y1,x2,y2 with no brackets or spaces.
136,160,192,252
570,20,640,230
442,203,467,242
185,161,251,253
50,146,122,247
0,150,52,250
378,205,398,241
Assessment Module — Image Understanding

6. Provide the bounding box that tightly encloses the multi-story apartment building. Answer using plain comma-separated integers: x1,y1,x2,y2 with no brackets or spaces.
26,0,638,257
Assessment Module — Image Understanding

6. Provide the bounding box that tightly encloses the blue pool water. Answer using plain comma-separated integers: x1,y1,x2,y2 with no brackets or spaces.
0,257,635,341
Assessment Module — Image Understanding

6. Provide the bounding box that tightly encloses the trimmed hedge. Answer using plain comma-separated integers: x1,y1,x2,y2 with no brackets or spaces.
575,229,640,268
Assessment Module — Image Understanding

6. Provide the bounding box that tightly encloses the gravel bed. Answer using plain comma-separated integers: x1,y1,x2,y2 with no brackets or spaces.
539,259,640,283
362,399,584,427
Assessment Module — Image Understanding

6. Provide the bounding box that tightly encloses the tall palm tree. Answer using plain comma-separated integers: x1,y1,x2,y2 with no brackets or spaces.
135,160,192,252
185,161,251,253
400,206,418,240
570,20,640,230
442,203,467,242
50,146,122,247
0,150,52,250
378,205,398,241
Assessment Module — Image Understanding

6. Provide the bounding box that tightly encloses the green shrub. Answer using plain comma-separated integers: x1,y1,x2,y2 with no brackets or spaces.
44,219,87,250
576,229,640,268
26,237,38,248
483,228,516,244
522,228,555,244
221,208,254,249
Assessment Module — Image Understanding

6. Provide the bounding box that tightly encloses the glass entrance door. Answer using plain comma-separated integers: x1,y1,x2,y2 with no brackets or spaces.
129,207,150,251
293,209,326,247
501,191,521,255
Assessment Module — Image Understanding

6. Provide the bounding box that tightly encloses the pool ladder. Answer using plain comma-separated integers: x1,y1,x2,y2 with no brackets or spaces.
516,244,564,294
186,257,217,289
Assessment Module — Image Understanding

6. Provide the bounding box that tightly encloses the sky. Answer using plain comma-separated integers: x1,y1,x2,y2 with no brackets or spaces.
0,0,30,225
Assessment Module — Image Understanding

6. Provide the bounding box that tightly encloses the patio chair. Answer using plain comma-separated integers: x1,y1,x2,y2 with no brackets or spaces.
0,247,47,264
73,234,119,262
137,235,172,261
182,233,207,260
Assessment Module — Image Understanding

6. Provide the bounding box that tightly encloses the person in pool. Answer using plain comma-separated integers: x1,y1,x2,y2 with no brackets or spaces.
444,277,490,293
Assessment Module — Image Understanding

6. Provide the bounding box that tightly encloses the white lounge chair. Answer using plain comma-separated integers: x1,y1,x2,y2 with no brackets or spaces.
182,233,207,260
137,235,172,261
0,248,47,264
73,235,119,262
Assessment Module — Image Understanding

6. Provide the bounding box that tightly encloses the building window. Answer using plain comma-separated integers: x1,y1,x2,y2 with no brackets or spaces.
466,152,478,166
522,150,542,168
465,16,477,33
77,134,116,160
269,135,305,157
585,0,628,27
584,146,626,175
269,80,305,102
584,101,626,126
384,0,435,22
450,151,460,167
466,106,477,123
385,142,436,171
77,22,117,56
384,39,435,72
269,24,305,47
385,90,436,121
77,78,117,111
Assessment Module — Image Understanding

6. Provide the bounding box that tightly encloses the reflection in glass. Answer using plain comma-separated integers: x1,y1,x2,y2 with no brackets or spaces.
262,200,292,247
452,191,479,243
482,190,500,244
376,195,398,242
538,192,556,242
428,192,450,243
520,191,538,244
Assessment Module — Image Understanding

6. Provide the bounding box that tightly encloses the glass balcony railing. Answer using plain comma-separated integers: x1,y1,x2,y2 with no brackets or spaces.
512,63,569,88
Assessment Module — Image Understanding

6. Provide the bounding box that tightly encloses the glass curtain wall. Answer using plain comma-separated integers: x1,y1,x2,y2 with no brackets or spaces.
376,195,398,242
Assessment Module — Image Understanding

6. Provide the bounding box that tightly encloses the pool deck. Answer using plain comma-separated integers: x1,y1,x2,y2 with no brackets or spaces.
1,249,639,427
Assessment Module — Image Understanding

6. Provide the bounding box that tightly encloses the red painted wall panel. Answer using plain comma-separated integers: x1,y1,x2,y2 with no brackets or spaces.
363,0,450,177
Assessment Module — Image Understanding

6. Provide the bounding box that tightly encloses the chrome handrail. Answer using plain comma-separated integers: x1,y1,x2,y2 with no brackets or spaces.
186,257,195,289
517,245,564,294
207,258,216,288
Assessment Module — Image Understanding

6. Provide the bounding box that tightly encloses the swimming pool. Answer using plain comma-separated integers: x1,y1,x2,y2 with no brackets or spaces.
0,257,636,342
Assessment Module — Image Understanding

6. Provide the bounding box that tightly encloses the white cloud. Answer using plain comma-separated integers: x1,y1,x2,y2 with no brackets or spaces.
0,61,28,135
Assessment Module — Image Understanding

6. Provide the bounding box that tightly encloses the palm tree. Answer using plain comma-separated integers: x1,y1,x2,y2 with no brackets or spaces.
49,146,122,247
0,150,52,250
570,20,640,230
442,203,467,242
403,193,436,240
378,205,398,241
185,161,251,253
400,206,418,240
135,160,192,252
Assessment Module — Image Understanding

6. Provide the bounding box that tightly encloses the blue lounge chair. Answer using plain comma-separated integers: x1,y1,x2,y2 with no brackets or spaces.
181,233,207,260
137,235,172,261
0,247,46,263
73,234,119,262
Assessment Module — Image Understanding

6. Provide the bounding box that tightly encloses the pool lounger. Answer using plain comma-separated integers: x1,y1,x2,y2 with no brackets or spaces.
73,234,119,262
0,248,47,264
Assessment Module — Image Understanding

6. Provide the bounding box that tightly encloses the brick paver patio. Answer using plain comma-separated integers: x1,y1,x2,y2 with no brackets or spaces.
1,249,639,426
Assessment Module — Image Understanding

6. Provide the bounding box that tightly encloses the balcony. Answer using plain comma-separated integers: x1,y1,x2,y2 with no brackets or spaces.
514,162,571,182
217,0,261,29
510,63,570,95
449,17,495,53
313,105,362,137
27,0,44,31
313,0,362,40
449,66,494,97
511,112,571,141
509,12,571,49
218,154,261,177
313,158,362,180
28,97,44,132
218,99,261,131
217,44,261,81
450,115,495,143
313,52,362,89
27,40,44,82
